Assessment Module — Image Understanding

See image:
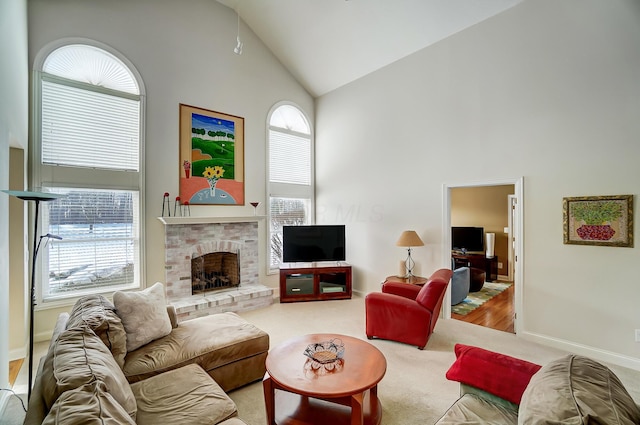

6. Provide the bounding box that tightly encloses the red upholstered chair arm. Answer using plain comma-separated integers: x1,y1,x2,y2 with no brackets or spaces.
381,282,421,300
445,344,542,405
365,292,431,327
365,292,432,334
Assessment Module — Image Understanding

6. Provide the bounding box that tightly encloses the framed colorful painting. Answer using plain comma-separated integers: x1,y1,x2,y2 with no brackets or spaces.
563,194,633,247
179,104,244,205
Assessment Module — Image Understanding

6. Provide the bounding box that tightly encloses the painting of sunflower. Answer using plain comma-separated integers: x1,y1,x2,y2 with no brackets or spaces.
179,104,245,205
203,166,225,179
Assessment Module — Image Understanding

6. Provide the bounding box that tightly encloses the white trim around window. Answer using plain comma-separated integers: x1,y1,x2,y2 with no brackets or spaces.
31,38,146,308
266,101,314,274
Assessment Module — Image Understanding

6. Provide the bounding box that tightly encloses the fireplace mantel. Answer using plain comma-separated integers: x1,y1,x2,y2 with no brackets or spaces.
158,216,265,225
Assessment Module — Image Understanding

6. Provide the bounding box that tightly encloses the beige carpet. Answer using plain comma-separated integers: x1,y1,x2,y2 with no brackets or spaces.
4,296,640,424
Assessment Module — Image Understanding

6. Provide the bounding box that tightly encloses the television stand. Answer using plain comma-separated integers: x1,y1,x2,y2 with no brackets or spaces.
452,253,498,282
279,262,352,303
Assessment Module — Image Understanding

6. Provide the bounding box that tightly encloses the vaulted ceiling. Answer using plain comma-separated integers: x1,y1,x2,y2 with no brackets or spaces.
217,0,523,97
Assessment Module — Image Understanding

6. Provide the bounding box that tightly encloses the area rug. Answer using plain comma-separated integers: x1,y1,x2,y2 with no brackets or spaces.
452,281,512,316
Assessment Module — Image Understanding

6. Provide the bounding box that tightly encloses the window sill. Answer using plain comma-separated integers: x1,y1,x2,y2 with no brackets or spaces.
37,282,140,311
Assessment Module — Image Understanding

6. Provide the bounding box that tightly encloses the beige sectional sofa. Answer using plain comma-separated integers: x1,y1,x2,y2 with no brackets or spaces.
436,344,640,425
25,285,269,424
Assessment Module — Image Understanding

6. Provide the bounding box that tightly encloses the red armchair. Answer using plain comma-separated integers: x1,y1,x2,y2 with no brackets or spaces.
365,268,453,349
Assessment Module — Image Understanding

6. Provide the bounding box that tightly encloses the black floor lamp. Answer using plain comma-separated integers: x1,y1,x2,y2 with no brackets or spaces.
2,190,62,401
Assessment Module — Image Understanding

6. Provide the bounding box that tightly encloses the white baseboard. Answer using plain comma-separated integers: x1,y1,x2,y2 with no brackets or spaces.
34,330,54,344
9,347,26,362
352,289,365,298
520,330,640,371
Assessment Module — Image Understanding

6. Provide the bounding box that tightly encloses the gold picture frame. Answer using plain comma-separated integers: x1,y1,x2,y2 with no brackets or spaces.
179,104,245,205
563,194,633,247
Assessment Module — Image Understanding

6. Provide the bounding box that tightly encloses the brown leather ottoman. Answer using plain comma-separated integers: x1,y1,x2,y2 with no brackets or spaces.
123,312,269,391
469,268,486,292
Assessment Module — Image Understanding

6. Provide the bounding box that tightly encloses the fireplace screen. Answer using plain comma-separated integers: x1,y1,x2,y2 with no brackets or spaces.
191,251,240,294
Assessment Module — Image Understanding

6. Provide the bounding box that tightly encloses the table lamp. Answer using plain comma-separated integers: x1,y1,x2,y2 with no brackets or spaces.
396,230,424,279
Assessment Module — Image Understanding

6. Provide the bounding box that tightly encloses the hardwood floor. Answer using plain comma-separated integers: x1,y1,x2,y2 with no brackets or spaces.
9,358,23,387
452,282,515,333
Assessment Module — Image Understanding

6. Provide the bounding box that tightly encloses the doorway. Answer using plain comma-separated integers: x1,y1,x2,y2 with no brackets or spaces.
442,178,523,334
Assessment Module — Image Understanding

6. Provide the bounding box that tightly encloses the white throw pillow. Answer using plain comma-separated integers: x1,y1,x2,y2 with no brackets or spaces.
113,282,172,352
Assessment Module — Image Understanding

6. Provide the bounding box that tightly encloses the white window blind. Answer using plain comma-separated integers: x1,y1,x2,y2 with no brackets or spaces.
269,130,311,185
43,44,139,95
269,104,310,133
43,188,139,297
41,79,140,171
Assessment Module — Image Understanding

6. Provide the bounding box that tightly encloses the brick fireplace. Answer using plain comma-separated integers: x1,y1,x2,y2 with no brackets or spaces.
159,216,273,321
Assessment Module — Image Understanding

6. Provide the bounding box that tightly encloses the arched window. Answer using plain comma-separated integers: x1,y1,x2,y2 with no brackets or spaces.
267,103,313,271
34,40,145,302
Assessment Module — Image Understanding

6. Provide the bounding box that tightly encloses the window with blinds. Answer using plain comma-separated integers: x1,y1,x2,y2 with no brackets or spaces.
41,79,140,171
43,188,139,297
269,197,310,268
35,42,144,301
269,130,311,185
267,104,313,271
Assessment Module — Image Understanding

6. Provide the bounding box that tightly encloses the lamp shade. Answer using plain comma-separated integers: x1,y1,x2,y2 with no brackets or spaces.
396,230,424,247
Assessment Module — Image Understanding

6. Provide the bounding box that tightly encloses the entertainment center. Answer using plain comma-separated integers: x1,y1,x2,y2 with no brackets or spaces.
279,224,351,303
279,262,352,303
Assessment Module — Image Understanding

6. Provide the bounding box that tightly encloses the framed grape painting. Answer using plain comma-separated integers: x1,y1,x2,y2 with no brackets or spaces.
179,104,245,205
563,194,633,247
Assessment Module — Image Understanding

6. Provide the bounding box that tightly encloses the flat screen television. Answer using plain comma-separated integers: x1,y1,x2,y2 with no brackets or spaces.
451,226,484,253
282,225,346,263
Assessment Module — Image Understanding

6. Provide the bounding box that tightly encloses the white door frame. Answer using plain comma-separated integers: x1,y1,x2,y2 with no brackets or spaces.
507,194,517,281
441,177,524,334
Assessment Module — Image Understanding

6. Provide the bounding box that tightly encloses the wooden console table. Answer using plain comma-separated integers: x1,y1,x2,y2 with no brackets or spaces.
452,253,498,282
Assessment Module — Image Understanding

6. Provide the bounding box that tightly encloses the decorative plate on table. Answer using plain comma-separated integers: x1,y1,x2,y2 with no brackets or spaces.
303,338,344,364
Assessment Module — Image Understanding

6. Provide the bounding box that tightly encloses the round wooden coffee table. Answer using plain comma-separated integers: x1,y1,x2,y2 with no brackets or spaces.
263,333,387,425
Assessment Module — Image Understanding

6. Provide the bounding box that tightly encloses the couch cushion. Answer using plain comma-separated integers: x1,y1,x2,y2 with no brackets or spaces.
446,344,541,405
113,282,172,352
41,326,137,421
42,383,136,425
123,312,268,384
130,364,238,425
435,393,518,425
66,294,127,368
519,354,640,425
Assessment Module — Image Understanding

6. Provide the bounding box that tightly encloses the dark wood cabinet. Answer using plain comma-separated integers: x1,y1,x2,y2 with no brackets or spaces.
452,253,498,282
279,262,352,303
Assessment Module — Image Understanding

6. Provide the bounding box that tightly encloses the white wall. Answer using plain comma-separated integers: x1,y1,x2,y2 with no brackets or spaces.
23,0,640,369
27,0,312,338
0,0,28,405
316,0,640,367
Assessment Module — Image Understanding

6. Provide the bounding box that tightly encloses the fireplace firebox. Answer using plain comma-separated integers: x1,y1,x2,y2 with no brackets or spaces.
191,251,240,294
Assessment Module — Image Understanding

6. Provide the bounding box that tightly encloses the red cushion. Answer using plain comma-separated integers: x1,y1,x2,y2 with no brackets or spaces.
445,344,542,405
